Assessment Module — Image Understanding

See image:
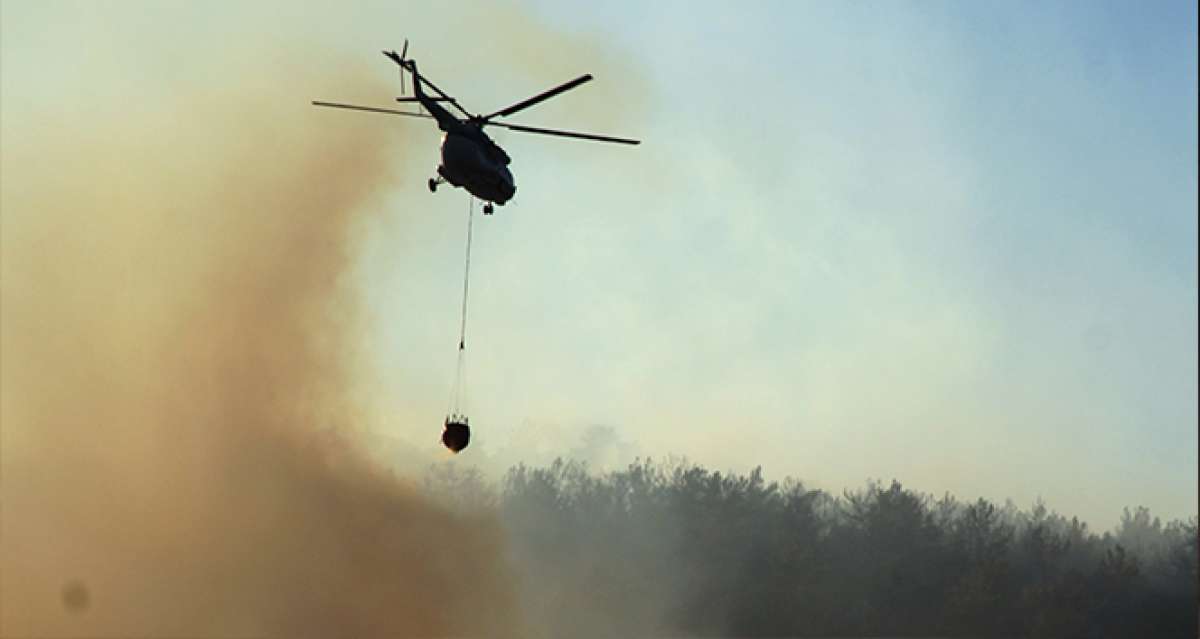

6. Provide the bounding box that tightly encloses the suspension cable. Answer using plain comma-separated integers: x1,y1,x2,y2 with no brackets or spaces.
458,197,475,352
448,197,475,417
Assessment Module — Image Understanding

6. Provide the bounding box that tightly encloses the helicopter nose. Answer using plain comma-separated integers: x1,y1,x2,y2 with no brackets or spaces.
502,168,516,197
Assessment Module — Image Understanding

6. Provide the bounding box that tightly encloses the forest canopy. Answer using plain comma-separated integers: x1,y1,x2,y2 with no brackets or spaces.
426,458,1198,638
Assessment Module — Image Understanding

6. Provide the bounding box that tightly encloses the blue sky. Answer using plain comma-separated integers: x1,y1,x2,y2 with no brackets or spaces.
365,0,1197,528
3,0,1195,529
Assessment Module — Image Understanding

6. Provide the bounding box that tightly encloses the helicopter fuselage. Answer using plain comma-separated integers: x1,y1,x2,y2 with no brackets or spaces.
438,126,516,205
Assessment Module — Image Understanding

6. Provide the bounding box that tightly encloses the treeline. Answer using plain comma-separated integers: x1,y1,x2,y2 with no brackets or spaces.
426,458,1197,637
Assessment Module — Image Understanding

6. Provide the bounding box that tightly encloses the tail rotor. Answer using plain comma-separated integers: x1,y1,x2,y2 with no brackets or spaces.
398,39,409,95
384,39,412,94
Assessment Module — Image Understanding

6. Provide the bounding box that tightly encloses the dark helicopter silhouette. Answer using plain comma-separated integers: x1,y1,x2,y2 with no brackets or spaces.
313,41,640,214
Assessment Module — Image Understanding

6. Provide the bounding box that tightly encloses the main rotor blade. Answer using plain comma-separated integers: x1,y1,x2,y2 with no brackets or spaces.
482,74,593,121
312,101,434,119
488,121,640,145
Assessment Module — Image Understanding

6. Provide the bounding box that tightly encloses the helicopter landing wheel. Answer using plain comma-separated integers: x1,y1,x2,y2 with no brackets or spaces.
483,203,494,215
428,178,438,193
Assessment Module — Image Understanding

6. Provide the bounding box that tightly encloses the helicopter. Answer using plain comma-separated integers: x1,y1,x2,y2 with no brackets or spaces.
313,41,640,214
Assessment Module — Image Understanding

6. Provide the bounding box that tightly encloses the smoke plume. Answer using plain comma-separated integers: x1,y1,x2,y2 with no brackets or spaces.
0,38,526,637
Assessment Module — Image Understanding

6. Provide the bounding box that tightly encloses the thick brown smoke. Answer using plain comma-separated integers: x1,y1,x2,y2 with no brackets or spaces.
0,40,525,637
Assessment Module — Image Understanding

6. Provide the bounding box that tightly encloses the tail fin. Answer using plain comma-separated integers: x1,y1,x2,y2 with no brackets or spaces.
382,38,409,65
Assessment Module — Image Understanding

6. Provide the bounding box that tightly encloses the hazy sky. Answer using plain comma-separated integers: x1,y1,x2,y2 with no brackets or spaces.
4,0,1196,529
